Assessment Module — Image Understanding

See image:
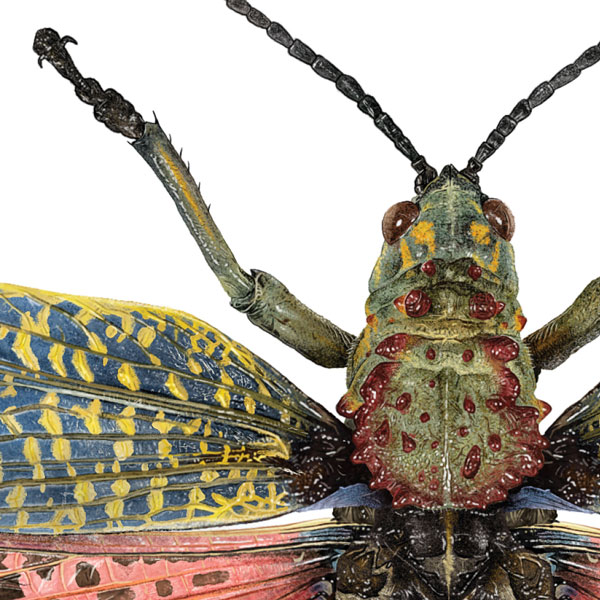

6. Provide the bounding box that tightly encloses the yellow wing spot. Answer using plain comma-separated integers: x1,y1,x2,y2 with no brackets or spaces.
52,438,71,462
48,344,67,377
147,490,164,515
151,476,168,488
0,386,16,398
243,396,256,415
105,499,124,520
118,363,140,391
410,221,436,255
74,481,97,504
46,498,54,508
117,406,136,436
0,408,21,435
152,411,176,435
73,399,102,435
13,332,40,371
187,357,202,375
137,326,156,348
6,485,26,508
112,460,121,474
113,440,134,460
22,306,51,337
471,222,491,245
72,350,94,382
180,418,203,436
189,487,206,504
111,479,131,497
215,388,231,409
15,511,29,530
39,392,62,435
105,325,118,339
0,326,8,340
204,421,212,437
67,507,86,530
200,470,219,483
166,373,188,401
120,314,135,336
149,354,161,366
158,439,172,459
24,436,41,465
399,239,415,269
87,331,107,354
95,462,105,474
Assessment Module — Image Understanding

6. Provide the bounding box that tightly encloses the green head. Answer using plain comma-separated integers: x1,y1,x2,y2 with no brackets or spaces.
370,165,517,294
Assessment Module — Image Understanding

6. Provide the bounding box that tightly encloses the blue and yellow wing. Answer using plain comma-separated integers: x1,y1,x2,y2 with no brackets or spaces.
0,284,358,534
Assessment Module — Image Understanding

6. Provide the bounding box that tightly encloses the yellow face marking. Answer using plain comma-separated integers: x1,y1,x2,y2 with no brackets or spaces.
117,363,140,391
471,222,491,245
410,220,436,255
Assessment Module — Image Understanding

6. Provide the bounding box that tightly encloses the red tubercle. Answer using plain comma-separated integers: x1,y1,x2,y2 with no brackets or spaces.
486,396,506,413
366,313,377,326
499,368,521,400
539,401,552,418
359,362,397,409
463,445,482,479
374,420,391,447
431,441,439,449
462,349,474,362
463,395,476,414
401,431,417,453
429,478,440,491
431,466,438,474
469,292,497,320
467,264,482,280
482,336,520,362
336,392,360,418
375,333,409,359
421,260,436,276
516,314,528,330
403,289,432,318
420,412,430,423
418,471,425,482
395,392,412,413
428,380,436,388
426,348,436,360
488,434,502,452
458,427,469,438
495,301,506,315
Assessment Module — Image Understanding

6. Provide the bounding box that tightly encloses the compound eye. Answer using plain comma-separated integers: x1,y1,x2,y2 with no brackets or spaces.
483,198,515,241
382,201,420,245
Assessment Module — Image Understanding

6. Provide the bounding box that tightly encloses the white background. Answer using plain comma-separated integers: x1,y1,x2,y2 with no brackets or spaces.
2,2,600,528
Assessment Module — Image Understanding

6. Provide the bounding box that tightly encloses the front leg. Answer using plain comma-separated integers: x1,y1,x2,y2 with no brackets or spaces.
34,29,355,368
525,277,600,372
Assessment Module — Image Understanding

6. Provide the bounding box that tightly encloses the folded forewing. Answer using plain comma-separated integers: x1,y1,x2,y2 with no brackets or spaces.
0,284,357,534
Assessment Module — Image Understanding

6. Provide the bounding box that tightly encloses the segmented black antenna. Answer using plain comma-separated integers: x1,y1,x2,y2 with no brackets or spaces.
225,0,437,194
462,40,600,183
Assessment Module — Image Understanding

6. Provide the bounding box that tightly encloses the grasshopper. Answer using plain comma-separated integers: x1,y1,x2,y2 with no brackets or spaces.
1,2,600,599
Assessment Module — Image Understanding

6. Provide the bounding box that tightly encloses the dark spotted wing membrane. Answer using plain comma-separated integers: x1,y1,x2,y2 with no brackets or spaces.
0,284,359,534
0,520,362,599
529,382,600,511
515,522,600,600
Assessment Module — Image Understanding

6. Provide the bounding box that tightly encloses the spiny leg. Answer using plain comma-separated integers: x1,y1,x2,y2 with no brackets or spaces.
32,28,355,368
525,277,600,374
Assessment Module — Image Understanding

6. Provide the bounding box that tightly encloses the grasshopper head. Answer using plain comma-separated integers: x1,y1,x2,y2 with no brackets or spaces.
370,164,517,294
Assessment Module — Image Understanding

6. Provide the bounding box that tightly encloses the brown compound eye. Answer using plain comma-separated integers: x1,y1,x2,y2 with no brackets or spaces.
483,198,515,241
382,201,420,245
